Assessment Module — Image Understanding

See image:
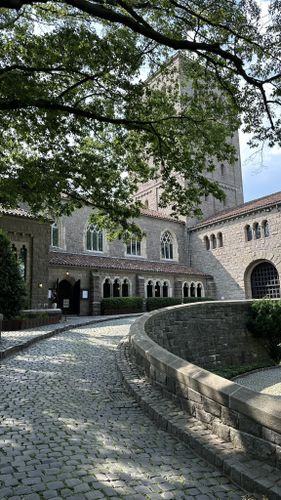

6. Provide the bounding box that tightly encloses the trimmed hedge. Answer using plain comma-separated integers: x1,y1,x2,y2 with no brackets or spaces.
146,296,213,312
101,297,143,314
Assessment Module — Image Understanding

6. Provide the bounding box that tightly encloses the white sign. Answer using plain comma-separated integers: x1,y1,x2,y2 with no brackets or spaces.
63,299,70,309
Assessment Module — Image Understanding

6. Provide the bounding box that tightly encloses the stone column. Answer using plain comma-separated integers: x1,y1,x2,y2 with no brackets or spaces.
136,275,146,311
90,272,101,315
174,280,183,299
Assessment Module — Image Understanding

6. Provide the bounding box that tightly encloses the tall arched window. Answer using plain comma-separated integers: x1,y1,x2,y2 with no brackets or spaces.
51,223,59,247
19,245,27,280
245,225,252,241
163,281,169,298
210,234,217,249
183,283,189,298
147,280,153,298
86,225,103,252
217,232,223,248
204,236,210,250
263,220,270,238
103,278,111,298
254,223,261,240
155,281,161,297
126,238,141,256
197,283,203,297
113,278,121,297
122,279,129,297
161,231,173,259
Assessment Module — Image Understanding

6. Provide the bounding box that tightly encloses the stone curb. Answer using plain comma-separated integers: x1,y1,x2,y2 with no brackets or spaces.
116,338,281,500
0,314,141,361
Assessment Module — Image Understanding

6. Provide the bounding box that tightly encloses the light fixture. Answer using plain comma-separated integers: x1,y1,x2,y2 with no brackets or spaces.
38,283,43,288
66,271,69,276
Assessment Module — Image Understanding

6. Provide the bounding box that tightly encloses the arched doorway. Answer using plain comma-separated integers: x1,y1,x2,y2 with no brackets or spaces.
251,262,280,298
57,278,80,314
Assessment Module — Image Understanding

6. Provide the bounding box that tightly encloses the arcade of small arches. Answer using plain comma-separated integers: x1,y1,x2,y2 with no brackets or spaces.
204,232,223,250
182,281,204,298
245,220,269,242
145,279,171,298
103,277,130,298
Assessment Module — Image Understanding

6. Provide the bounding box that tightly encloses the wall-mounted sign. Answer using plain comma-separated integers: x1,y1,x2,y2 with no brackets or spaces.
63,299,70,309
81,289,89,299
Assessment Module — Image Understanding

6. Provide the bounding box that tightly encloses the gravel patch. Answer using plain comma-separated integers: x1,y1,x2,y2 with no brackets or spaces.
235,366,281,397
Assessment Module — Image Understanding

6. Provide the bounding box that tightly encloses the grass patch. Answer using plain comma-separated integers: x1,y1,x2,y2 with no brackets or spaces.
211,361,275,379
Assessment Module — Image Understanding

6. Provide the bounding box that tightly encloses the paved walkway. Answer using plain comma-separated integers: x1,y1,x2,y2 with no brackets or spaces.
0,317,246,499
235,366,281,397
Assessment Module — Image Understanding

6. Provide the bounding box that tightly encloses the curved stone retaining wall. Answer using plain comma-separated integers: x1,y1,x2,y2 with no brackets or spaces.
129,301,281,469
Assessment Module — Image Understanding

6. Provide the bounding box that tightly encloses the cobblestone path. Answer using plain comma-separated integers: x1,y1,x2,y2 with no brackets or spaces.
0,318,246,499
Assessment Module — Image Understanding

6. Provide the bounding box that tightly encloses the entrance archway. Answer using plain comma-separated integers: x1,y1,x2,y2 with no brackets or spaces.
57,278,80,314
251,262,280,298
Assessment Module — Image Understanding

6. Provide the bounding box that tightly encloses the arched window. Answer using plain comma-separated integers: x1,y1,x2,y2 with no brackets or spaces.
204,236,210,250
190,282,196,297
145,199,149,208
51,223,59,247
197,283,203,297
210,234,217,249
263,220,270,238
126,238,141,256
245,225,252,242
103,278,111,298
161,231,173,259
183,282,189,298
254,223,261,240
163,281,169,298
220,164,225,177
86,225,103,252
147,280,153,298
251,262,280,298
113,278,121,297
19,245,27,280
155,281,161,297
122,279,129,297
217,232,223,248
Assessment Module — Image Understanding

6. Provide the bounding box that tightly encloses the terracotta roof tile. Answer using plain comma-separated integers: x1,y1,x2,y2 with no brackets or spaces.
0,206,39,219
49,251,206,276
192,190,281,229
140,208,185,224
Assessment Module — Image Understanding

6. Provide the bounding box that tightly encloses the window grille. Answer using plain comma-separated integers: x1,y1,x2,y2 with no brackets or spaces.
86,225,103,252
251,263,280,298
126,239,141,256
161,231,173,259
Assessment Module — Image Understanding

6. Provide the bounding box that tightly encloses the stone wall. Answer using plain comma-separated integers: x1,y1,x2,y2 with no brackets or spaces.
0,215,50,308
189,205,281,299
129,301,281,468
145,301,271,369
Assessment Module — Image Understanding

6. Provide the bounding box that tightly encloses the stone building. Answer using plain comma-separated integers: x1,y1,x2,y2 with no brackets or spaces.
48,207,211,315
0,207,50,308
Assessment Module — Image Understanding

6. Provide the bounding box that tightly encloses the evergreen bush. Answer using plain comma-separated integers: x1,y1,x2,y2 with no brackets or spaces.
247,299,281,363
0,231,26,319
101,297,143,314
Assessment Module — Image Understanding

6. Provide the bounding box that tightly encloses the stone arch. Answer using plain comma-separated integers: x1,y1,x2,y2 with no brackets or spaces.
102,277,112,298
244,260,280,299
183,282,189,298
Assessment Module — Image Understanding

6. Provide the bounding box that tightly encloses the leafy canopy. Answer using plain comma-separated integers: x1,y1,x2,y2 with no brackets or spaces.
0,1,280,234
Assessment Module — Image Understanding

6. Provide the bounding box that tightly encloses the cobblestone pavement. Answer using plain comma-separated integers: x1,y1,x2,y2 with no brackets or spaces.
0,318,247,499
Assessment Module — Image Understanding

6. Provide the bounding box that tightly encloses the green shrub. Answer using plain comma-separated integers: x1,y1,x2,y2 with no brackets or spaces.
101,297,143,314
146,297,181,311
146,296,213,311
0,231,26,319
247,299,281,363
212,361,273,379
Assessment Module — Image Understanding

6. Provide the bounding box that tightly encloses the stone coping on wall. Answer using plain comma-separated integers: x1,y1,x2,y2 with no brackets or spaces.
129,301,281,466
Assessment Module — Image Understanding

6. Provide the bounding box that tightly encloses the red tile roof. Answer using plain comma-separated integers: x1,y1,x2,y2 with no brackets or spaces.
0,206,39,219
192,190,281,229
140,208,185,224
49,251,206,276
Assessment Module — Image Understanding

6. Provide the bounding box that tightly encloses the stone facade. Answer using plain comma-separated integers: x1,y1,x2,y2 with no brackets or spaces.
189,194,281,299
0,209,50,308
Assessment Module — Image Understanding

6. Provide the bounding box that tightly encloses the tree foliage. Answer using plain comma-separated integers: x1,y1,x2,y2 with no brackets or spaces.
0,1,280,233
0,231,26,319
247,299,281,363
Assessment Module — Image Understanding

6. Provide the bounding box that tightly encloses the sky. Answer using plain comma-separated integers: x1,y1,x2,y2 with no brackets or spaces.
240,134,281,202
239,0,281,203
